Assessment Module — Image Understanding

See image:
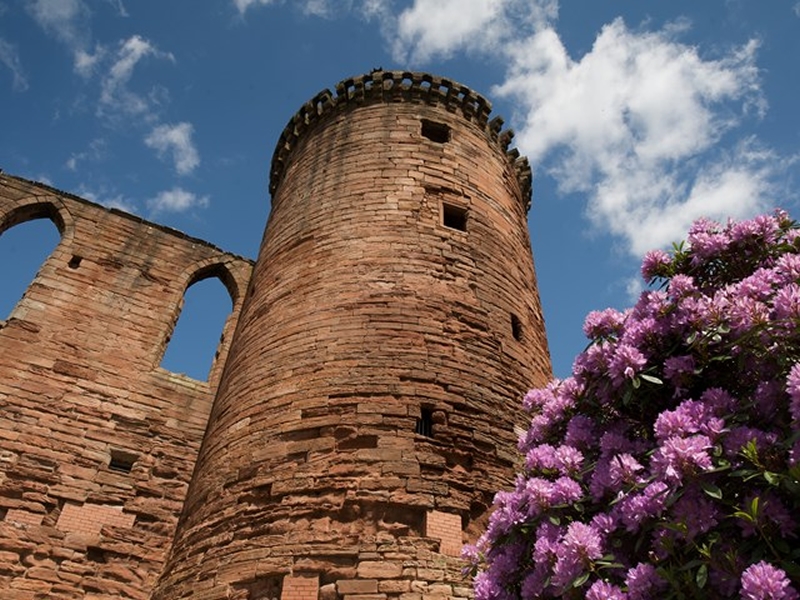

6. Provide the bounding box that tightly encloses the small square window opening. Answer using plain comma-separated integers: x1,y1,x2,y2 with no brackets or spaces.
109,449,138,474
421,119,450,143
442,203,468,232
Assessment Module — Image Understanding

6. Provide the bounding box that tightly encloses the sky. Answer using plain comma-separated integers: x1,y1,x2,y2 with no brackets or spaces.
1,0,799,381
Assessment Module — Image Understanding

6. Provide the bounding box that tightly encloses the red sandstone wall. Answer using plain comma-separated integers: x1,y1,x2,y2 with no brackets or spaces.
0,174,253,599
153,71,552,600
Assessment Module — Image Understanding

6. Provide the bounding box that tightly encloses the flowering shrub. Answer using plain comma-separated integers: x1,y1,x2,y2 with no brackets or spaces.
467,212,800,599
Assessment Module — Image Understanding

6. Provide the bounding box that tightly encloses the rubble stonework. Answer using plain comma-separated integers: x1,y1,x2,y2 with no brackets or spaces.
0,71,552,599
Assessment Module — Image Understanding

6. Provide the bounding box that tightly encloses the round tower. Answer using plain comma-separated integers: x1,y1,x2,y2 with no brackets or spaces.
152,71,551,600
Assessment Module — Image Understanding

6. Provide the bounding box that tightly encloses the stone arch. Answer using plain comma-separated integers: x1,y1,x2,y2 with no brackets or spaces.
157,257,248,386
0,197,76,321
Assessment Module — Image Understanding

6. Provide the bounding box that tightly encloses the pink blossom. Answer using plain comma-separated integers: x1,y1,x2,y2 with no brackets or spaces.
651,434,713,484
586,580,627,600
625,563,665,600
741,561,798,600
641,249,671,281
584,308,626,339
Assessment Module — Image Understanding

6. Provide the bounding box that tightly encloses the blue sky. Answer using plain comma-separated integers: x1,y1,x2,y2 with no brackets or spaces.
1,0,799,380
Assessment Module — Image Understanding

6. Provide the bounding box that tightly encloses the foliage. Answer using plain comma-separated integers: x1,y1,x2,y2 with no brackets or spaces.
466,212,800,599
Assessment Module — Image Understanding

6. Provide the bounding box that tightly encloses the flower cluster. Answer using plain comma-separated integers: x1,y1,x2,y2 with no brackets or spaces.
468,212,800,599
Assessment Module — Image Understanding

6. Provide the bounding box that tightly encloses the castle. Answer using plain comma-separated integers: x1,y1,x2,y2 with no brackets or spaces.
0,71,551,599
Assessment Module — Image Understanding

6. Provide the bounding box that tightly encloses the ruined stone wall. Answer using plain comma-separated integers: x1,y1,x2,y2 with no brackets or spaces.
152,71,552,600
0,174,253,599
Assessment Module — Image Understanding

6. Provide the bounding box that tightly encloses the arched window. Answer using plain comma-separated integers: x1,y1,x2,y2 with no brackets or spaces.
160,273,234,381
0,210,61,320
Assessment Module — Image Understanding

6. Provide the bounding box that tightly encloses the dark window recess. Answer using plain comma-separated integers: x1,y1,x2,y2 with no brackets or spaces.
109,449,138,473
421,119,450,143
416,408,434,438
68,255,82,269
442,203,468,232
511,313,523,341
86,547,107,563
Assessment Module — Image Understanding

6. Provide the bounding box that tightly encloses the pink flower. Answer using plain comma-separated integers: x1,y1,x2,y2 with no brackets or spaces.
651,434,713,484
584,308,626,339
626,563,665,600
586,580,627,600
741,561,798,600
641,249,671,281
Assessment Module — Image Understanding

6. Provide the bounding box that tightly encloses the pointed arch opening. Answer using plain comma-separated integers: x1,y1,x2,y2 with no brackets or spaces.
0,204,64,321
159,266,236,381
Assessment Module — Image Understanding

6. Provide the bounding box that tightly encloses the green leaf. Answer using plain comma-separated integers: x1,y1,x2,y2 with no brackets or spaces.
750,496,760,518
572,572,591,588
640,374,663,385
696,564,708,589
732,510,755,523
700,482,722,500
763,471,780,486
548,515,561,526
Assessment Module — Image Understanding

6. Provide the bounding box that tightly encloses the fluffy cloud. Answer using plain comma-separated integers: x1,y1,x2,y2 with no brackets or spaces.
98,35,174,120
24,0,99,75
392,0,556,63
493,20,769,255
146,187,209,215
0,38,28,91
144,123,200,175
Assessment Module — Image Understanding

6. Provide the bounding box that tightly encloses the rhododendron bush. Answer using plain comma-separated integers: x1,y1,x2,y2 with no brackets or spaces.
468,212,800,599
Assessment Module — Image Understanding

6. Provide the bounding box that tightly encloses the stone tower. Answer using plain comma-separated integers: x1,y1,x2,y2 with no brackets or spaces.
151,71,551,600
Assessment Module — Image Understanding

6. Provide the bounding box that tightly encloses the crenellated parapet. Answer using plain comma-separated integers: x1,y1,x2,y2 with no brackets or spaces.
269,70,533,209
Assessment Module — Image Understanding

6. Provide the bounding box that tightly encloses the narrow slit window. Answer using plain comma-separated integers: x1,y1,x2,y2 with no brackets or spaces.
442,203,468,232
421,119,450,143
109,449,137,474
416,408,434,438
511,313,523,342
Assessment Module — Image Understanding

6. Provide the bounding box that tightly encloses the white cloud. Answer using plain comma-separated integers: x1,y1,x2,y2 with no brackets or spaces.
144,122,200,175
74,44,106,77
794,2,800,17
233,0,390,20
491,19,768,255
233,0,277,15
0,38,28,91
146,187,209,214
65,137,107,171
392,0,557,63
24,0,99,75
104,0,128,17
98,35,174,120
76,183,136,212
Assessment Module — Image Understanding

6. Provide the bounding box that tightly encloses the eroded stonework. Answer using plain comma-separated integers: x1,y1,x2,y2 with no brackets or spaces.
0,71,551,600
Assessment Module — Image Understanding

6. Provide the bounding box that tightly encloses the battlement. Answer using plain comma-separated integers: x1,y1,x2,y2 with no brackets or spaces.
269,70,533,209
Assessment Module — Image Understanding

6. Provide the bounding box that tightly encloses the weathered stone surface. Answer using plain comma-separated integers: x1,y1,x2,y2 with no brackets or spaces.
0,175,252,598
1,70,551,600
152,71,551,599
